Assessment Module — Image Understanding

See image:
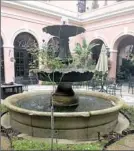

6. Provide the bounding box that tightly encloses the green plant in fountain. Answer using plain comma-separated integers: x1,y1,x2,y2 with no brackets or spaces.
73,39,96,70
27,41,65,73
27,38,96,78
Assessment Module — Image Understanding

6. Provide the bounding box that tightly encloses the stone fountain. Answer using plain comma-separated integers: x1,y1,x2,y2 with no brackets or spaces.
3,24,124,141
38,24,93,108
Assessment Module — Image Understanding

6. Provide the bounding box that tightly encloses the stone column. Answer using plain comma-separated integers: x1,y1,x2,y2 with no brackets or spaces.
3,46,15,83
108,49,118,79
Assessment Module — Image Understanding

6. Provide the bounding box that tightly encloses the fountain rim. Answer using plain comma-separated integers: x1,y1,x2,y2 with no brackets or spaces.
3,90,124,117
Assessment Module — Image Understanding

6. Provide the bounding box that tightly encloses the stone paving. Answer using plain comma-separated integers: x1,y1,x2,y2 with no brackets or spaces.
1,135,11,150
106,134,134,150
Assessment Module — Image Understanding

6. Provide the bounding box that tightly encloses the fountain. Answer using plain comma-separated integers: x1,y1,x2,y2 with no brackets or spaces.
3,24,123,141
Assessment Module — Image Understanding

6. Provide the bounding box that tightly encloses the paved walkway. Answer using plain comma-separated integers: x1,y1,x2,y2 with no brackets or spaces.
1,135,11,150
107,134,134,150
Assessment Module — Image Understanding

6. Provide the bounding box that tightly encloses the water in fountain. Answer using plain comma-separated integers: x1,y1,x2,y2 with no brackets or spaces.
16,94,113,112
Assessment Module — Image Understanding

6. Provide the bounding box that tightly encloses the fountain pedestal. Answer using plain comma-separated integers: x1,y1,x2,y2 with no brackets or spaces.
52,83,79,107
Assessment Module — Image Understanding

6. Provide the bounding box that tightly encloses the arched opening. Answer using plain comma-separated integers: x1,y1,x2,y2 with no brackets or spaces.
1,37,5,83
90,39,105,64
114,35,134,79
14,32,38,78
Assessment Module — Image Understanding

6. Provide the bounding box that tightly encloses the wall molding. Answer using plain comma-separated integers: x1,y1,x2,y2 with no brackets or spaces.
1,30,7,45
2,12,134,34
89,35,108,47
82,7,134,24
85,18,134,32
1,1,79,24
111,31,134,50
2,1,134,25
10,28,41,47
1,12,53,26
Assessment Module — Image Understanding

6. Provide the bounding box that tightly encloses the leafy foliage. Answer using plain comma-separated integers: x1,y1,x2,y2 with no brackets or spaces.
73,39,96,70
117,58,134,79
12,138,103,150
27,42,64,71
0,104,8,113
27,39,96,72
129,53,134,65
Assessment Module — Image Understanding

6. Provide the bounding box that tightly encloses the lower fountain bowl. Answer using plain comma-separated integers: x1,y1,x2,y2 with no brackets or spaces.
3,91,123,141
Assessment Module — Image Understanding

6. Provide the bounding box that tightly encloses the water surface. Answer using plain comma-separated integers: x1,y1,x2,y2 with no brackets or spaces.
16,94,113,112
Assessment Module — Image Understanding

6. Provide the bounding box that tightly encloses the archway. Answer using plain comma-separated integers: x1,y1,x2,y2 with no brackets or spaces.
1,37,5,83
90,39,105,64
14,32,38,78
114,35,134,78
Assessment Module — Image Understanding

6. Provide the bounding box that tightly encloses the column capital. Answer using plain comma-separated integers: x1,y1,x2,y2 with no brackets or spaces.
3,45,14,49
110,49,118,53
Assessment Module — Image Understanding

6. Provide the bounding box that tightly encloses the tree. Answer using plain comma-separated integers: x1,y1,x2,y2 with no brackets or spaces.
27,38,96,151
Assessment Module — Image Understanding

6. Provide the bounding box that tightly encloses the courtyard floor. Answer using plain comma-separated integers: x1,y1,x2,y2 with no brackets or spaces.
106,134,134,150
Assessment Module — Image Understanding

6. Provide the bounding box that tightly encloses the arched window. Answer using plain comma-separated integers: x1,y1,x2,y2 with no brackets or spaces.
1,37,5,83
14,32,38,77
47,37,60,58
115,35,134,76
77,0,86,13
90,39,105,64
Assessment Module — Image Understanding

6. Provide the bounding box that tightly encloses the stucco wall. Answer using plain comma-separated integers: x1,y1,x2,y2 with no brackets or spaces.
1,5,83,82
83,12,134,48
83,12,134,78
1,2,134,82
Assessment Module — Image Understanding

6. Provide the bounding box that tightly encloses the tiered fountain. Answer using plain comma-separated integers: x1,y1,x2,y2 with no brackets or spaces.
4,24,123,140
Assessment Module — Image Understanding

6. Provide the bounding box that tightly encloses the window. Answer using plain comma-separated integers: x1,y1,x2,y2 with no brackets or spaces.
77,0,86,13
14,32,38,77
92,0,99,9
1,37,5,83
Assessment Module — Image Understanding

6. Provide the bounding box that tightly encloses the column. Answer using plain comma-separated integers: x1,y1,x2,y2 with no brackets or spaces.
38,44,43,85
3,46,15,83
108,49,118,79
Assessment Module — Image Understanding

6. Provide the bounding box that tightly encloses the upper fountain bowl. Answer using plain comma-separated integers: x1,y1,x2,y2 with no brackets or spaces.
43,25,85,37
37,69,94,82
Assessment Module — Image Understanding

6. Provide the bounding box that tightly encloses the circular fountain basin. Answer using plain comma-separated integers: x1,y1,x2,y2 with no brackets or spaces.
3,91,123,141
